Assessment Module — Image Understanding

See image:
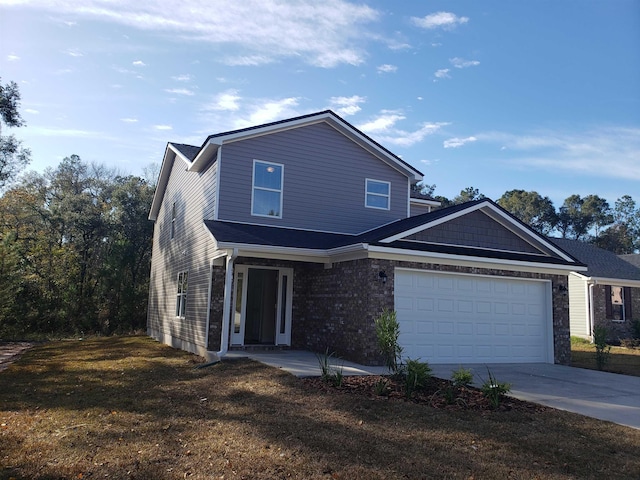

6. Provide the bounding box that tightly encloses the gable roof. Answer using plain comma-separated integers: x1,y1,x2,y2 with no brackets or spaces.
620,254,640,269
205,199,584,272
149,110,424,221
551,238,640,284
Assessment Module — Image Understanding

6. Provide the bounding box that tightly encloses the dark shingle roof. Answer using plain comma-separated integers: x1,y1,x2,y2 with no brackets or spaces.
204,200,580,267
171,143,200,162
620,254,640,269
550,238,640,281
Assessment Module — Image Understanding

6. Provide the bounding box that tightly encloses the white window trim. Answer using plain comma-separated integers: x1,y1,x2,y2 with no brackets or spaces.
251,159,284,219
170,202,176,239
176,271,188,318
365,178,390,210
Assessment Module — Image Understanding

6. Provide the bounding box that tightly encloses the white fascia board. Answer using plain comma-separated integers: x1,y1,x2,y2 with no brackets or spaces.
410,198,441,207
149,144,192,221
367,245,586,275
189,140,220,173
584,276,640,288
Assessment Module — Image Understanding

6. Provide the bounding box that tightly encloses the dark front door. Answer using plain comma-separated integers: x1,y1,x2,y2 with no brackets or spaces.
244,268,279,344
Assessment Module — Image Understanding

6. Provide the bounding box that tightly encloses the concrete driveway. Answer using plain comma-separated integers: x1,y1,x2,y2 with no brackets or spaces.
431,363,640,430
227,351,640,430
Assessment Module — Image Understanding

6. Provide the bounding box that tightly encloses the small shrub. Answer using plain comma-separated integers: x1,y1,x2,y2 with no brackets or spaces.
374,377,390,396
620,338,640,349
451,367,473,388
593,326,611,370
480,368,511,409
374,309,403,375
315,348,344,386
403,358,432,398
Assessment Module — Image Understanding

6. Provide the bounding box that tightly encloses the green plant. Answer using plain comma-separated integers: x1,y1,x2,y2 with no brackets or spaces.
315,348,344,386
451,367,473,388
593,326,611,370
480,368,511,409
571,336,591,346
402,358,432,398
374,308,403,375
374,377,390,396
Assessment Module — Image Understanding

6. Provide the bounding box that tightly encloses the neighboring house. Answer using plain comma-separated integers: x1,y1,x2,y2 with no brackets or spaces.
147,110,585,366
620,253,640,270
551,238,640,342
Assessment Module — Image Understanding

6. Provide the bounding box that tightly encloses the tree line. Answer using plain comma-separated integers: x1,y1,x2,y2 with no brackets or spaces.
417,184,640,254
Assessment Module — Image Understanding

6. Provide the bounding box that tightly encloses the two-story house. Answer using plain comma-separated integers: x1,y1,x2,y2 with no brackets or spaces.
147,110,584,366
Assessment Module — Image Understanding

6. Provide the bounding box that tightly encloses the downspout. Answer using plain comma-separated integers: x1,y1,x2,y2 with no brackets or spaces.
588,283,595,343
215,248,238,360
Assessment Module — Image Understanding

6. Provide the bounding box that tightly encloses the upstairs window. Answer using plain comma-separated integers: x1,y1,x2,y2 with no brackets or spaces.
252,160,283,218
170,202,176,239
365,179,390,210
175,271,188,318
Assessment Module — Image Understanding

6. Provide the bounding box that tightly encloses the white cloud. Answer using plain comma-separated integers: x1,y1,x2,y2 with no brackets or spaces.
165,88,195,96
27,126,102,138
132,60,146,66
411,12,469,30
358,110,405,133
66,49,83,57
24,108,40,114
154,125,173,130
328,95,366,116
450,57,479,68
477,127,640,180
172,74,192,82
444,136,477,148
7,54,20,61
121,118,138,123
205,90,242,111
377,64,397,74
358,111,449,147
434,68,450,79
12,0,381,68
238,98,301,127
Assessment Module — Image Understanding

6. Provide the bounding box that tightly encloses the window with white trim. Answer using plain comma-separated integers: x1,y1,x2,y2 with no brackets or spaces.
170,202,176,239
252,160,283,218
365,179,390,210
175,271,188,318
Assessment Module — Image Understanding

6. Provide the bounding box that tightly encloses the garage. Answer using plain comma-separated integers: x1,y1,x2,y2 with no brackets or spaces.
394,269,553,364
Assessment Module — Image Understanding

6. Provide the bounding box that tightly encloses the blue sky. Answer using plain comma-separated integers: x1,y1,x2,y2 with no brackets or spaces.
1,0,639,206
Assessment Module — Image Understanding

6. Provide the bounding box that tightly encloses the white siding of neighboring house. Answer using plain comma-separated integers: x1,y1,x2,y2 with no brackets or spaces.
147,152,219,357
568,273,589,338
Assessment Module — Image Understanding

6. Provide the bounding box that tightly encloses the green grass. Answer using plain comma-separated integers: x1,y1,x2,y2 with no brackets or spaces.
571,338,640,377
1,336,640,479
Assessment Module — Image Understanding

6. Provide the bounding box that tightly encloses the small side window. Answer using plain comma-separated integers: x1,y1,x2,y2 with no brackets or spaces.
170,202,176,239
176,271,188,318
365,179,390,210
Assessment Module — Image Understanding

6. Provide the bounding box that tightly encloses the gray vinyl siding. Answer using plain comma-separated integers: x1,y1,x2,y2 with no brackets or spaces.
410,203,432,216
568,274,589,338
147,153,218,352
217,122,409,234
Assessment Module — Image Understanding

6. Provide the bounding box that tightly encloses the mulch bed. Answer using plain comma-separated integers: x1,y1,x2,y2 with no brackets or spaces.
301,374,549,413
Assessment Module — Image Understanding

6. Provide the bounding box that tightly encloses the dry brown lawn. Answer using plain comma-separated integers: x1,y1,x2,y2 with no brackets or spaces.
2,336,640,480
571,340,640,377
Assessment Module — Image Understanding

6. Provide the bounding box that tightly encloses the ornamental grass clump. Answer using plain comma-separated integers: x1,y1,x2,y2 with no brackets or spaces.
480,368,511,409
374,308,403,375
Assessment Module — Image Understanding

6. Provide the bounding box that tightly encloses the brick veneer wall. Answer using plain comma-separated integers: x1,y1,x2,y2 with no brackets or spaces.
206,256,571,366
206,265,226,351
591,285,640,343
293,258,571,366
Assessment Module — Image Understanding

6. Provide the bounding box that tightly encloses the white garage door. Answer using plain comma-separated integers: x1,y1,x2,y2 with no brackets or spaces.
394,269,552,364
